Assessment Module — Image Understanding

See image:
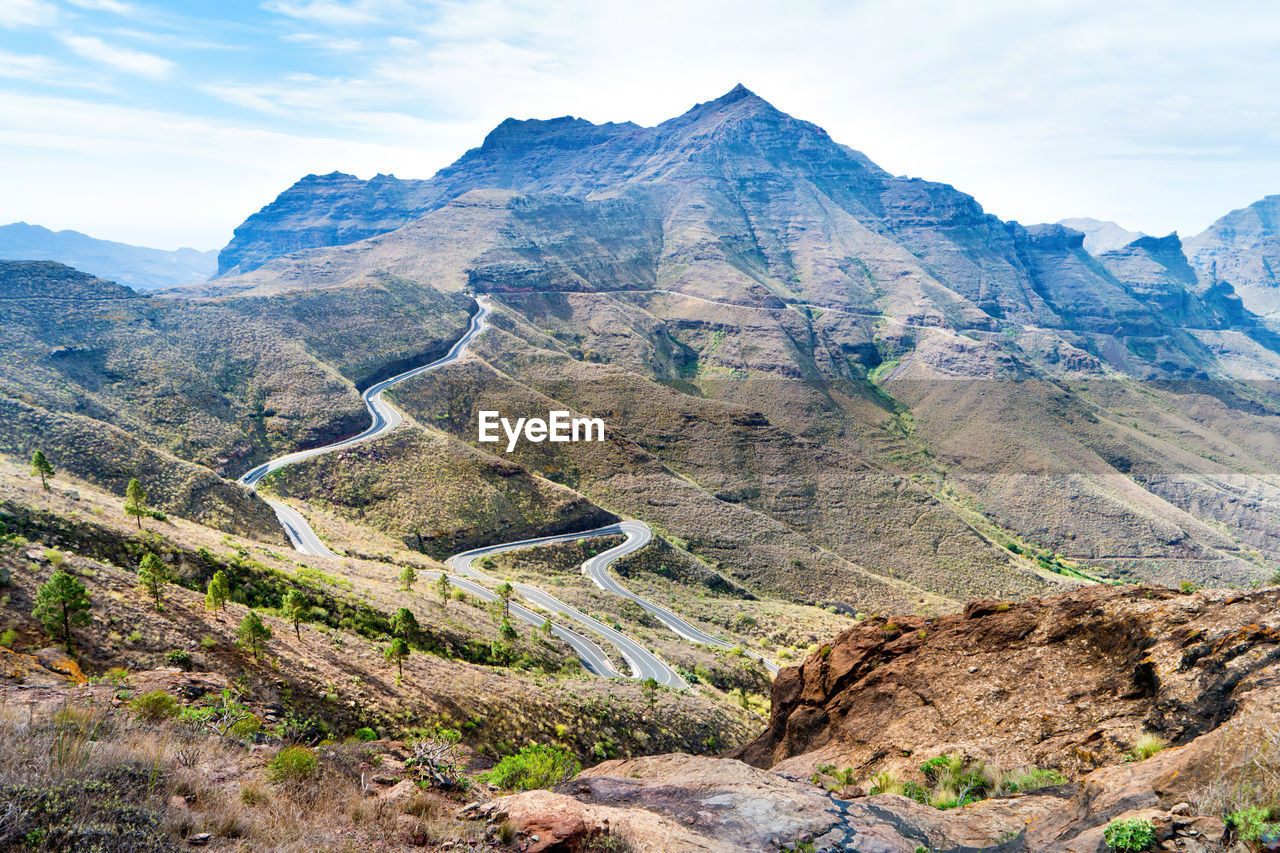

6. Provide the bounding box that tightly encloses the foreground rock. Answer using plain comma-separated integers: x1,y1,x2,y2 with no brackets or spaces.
733,584,1280,780
483,585,1280,851
477,711,1258,852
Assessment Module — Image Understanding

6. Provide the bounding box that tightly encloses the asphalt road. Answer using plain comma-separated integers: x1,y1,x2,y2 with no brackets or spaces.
237,298,492,558
447,530,689,689
583,521,780,675
415,569,622,679
236,295,775,687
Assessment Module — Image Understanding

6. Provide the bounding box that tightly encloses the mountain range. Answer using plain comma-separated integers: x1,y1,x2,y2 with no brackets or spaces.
6,84,1280,612
4,82,1280,852
0,221,216,290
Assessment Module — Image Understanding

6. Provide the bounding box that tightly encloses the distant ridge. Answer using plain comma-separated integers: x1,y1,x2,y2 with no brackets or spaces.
1058,217,1147,255
0,222,216,290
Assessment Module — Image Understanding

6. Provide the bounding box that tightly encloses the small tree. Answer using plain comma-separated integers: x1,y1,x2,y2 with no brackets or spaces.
398,565,417,592
237,611,271,658
540,617,553,638
435,571,452,605
499,619,518,642
124,477,148,530
30,450,54,490
33,569,92,653
205,570,230,611
391,607,419,643
385,637,410,680
496,581,515,619
642,677,659,709
137,553,172,610
282,589,306,640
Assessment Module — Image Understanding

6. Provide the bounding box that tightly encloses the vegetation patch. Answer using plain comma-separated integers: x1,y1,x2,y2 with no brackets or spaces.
483,743,581,791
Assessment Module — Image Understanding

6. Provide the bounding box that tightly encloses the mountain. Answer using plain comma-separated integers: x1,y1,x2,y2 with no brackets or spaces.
190,85,1280,607
4,84,1280,852
8,84,1280,621
1184,195,1280,321
1058,216,1147,254
0,221,216,289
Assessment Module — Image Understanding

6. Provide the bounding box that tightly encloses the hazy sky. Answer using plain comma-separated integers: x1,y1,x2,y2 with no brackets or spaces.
1,0,1278,250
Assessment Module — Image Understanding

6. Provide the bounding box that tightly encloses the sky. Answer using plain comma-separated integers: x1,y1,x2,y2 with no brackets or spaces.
1,0,1278,251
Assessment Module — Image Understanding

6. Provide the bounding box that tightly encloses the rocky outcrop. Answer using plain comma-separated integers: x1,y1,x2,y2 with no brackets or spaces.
470,733,1251,852
733,584,1280,779
481,585,1280,852
216,172,442,276
0,647,87,686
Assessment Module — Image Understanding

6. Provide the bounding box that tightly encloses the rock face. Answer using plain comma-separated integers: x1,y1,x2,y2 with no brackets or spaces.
483,585,1280,852
216,172,441,276
732,585,1280,779
213,84,1250,347
476,726,1258,852
1185,195,1280,320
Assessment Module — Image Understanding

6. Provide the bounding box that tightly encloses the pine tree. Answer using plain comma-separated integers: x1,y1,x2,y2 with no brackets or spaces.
499,619,518,642
496,581,515,619
30,450,54,490
137,553,172,610
540,617,554,638
33,569,91,653
124,478,147,530
391,607,419,643
237,611,271,658
435,571,452,605
282,589,306,640
398,564,417,591
385,637,410,680
205,570,230,611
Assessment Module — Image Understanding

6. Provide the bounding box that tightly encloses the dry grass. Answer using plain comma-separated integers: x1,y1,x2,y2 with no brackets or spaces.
1191,710,1280,820
0,693,470,852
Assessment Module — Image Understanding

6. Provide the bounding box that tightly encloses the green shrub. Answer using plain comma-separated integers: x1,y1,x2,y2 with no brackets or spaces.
0,627,16,649
1000,767,1065,792
1128,732,1167,761
900,780,930,803
1103,817,1155,851
353,727,378,742
166,649,191,669
129,690,180,722
0,775,168,853
868,770,903,796
229,715,263,738
1227,806,1280,842
484,744,580,791
199,636,217,650
268,746,318,783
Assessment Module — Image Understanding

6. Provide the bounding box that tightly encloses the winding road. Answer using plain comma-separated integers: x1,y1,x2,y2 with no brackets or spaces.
239,295,776,688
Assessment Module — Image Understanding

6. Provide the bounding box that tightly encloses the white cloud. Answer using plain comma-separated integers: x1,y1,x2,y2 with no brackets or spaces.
64,0,142,15
262,0,404,27
0,90,457,247
3,0,1280,246
0,0,57,27
0,49,58,80
60,33,175,78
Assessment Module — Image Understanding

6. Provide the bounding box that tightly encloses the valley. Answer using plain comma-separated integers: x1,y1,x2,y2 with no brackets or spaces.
3,83,1280,852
